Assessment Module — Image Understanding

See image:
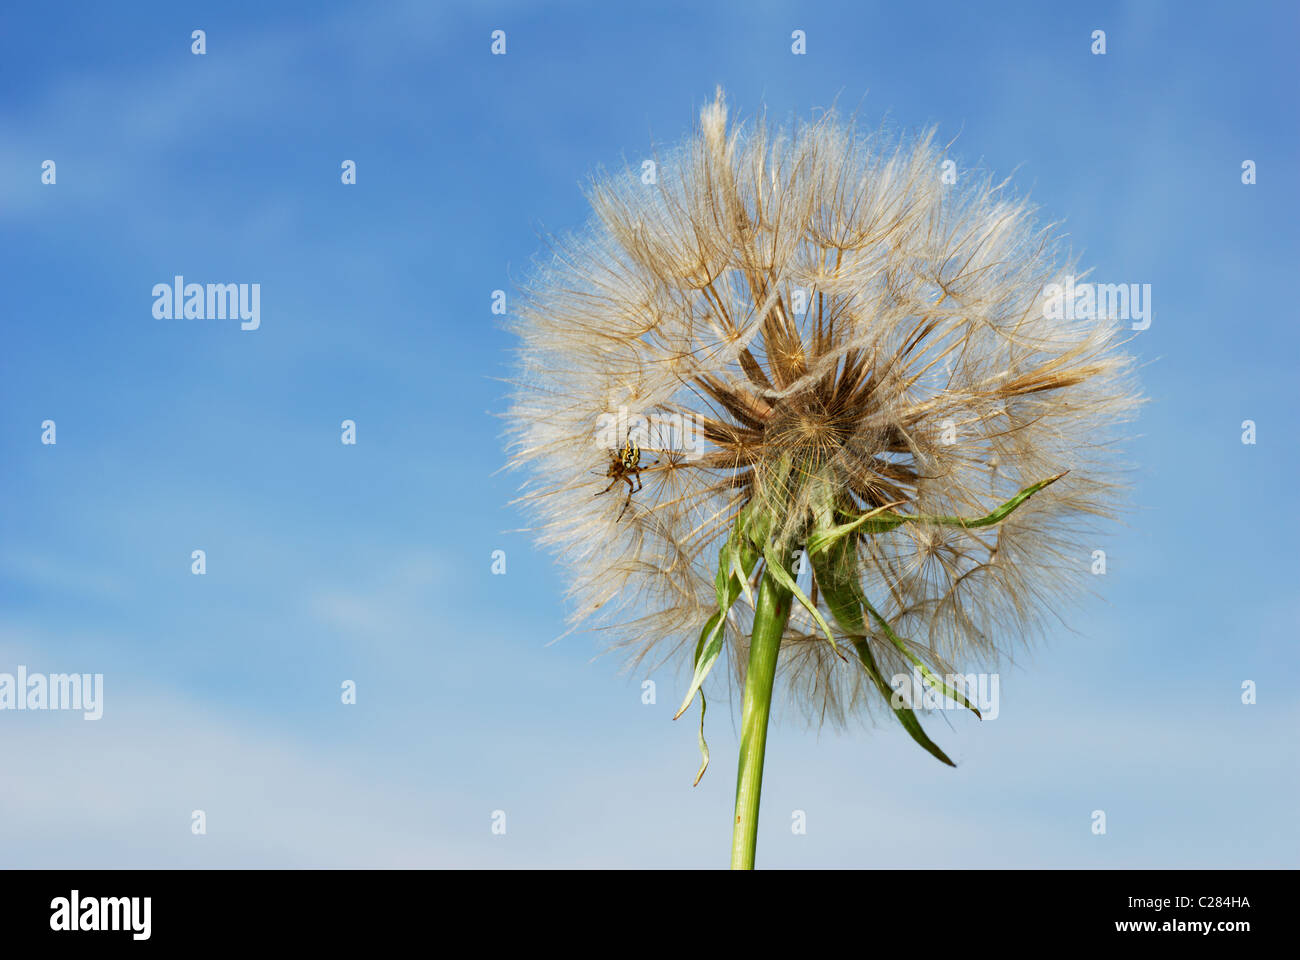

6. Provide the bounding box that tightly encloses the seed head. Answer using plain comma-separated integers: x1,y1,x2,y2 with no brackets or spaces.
506,89,1142,728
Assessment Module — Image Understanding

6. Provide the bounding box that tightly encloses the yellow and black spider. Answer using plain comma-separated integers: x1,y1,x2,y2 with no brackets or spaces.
595,437,658,521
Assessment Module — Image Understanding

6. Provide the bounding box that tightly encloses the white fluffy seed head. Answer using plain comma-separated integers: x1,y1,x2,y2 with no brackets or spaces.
506,89,1143,728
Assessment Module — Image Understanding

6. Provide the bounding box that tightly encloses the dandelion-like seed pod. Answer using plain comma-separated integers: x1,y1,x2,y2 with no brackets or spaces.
506,88,1142,741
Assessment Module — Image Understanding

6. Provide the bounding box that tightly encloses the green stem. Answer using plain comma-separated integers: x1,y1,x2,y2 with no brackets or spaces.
731,562,794,870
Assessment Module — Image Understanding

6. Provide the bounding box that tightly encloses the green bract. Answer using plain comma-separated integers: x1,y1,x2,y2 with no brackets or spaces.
681,472,1063,783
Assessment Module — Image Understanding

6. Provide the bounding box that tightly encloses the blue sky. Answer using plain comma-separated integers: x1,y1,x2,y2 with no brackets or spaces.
1,0,1296,867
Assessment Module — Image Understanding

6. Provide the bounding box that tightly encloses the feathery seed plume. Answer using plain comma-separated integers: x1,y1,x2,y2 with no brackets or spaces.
506,88,1142,867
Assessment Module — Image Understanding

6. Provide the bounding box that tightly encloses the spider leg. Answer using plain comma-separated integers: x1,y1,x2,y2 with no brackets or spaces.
596,475,620,496
617,474,635,521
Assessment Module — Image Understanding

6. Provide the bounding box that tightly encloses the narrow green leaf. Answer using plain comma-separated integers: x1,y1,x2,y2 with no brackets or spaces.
728,524,756,607
741,500,774,553
847,473,1060,535
674,612,726,722
809,542,957,766
674,511,761,721
820,473,1067,539
692,687,710,786
851,635,957,767
860,595,981,718
903,472,1066,529
762,539,841,658
690,631,711,786
806,500,908,555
